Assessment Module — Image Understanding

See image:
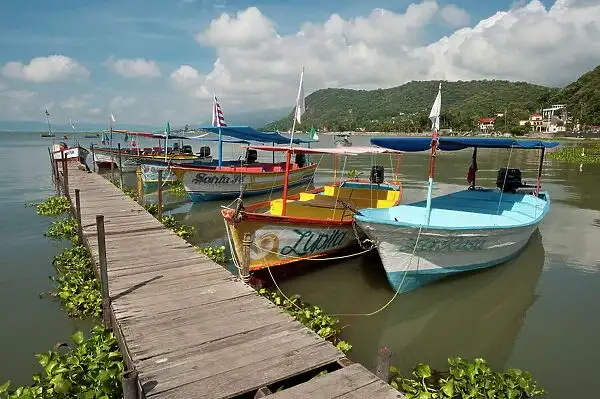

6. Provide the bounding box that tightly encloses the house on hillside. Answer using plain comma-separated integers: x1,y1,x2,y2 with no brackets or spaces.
542,105,568,133
478,117,496,132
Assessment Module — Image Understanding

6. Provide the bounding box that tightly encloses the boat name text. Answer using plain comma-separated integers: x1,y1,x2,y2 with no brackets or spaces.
192,173,243,185
401,236,486,253
280,228,348,257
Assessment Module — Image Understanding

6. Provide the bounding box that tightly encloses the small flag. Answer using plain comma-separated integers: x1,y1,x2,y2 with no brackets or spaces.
295,68,305,124
309,127,319,141
45,109,50,117
212,95,227,127
110,113,116,124
69,118,75,131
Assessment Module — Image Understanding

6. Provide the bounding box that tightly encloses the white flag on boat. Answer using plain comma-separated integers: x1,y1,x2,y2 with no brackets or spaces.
295,67,305,124
69,118,75,131
110,113,116,124
429,83,441,131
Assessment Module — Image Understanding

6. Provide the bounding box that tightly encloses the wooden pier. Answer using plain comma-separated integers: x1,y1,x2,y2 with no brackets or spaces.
56,162,404,398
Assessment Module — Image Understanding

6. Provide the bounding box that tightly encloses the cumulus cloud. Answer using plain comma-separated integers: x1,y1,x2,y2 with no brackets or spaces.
109,95,136,111
440,4,470,27
106,57,161,78
1,55,89,83
60,95,92,110
169,0,600,114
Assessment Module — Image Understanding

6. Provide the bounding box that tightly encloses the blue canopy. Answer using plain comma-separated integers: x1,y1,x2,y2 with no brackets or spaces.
197,126,314,145
188,136,249,144
371,137,560,152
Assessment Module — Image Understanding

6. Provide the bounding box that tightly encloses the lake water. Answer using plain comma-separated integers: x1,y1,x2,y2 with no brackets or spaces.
1,132,599,397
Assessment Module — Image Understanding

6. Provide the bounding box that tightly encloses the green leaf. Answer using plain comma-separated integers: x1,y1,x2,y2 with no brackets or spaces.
0,381,10,394
441,380,454,397
71,331,85,345
414,363,432,379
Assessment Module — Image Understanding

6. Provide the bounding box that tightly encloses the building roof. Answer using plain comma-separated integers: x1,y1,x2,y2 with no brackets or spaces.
531,113,542,117
479,117,496,123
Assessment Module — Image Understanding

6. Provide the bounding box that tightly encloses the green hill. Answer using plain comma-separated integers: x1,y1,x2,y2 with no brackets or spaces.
264,79,558,133
550,65,600,126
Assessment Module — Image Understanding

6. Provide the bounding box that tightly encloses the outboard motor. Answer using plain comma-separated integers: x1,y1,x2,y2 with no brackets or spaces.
295,153,306,168
172,142,180,151
370,165,385,184
496,167,522,193
182,144,193,154
245,148,258,164
197,146,211,158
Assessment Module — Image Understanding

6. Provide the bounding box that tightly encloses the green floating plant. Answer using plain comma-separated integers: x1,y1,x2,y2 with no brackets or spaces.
258,289,352,354
195,245,227,263
390,357,545,399
45,218,78,240
160,215,195,239
34,196,71,216
547,144,600,164
169,180,187,198
144,203,159,216
51,245,102,319
0,326,123,399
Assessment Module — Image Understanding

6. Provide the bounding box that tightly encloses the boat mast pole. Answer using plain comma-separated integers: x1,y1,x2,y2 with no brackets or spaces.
282,67,304,216
425,83,442,225
535,147,545,197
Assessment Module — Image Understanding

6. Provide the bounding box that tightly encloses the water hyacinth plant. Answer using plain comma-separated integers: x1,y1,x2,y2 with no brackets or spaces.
390,357,545,399
34,196,71,216
547,144,600,164
45,218,78,240
195,245,227,263
258,289,352,353
169,180,187,198
0,326,124,399
160,215,195,239
52,245,102,318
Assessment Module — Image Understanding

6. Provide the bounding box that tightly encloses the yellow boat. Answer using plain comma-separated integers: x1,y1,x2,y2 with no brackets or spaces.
222,145,403,272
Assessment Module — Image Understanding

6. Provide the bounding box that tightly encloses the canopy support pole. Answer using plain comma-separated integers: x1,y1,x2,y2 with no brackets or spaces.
535,147,545,197
218,126,223,168
281,150,292,216
425,137,438,225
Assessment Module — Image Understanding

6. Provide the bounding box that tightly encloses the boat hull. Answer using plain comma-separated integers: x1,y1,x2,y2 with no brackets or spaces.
175,164,317,202
357,220,539,293
140,162,178,188
52,145,89,164
226,217,358,271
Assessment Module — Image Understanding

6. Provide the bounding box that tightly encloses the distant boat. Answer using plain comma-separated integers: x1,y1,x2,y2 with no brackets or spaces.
84,133,100,138
51,141,89,164
41,133,55,138
354,84,560,293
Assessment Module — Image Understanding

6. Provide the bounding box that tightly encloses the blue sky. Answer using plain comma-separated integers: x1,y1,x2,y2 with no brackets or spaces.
0,0,596,127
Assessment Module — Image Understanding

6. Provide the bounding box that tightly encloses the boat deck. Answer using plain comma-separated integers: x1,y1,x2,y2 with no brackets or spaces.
59,163,404,398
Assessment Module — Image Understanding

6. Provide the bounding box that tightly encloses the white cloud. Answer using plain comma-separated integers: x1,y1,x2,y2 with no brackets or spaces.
172,0,600,115
60,95,92,110
88,108,102,116
440,5,470,27
1,55,89,83
109,95,136,111
106,57,161,78
1,89,38,103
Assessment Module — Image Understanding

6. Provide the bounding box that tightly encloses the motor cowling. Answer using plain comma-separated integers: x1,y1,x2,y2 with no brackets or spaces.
496,167,522,192
370,165,384,184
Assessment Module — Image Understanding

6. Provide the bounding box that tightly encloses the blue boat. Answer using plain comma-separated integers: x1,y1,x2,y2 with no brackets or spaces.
355,135,559,293
170,126,317,202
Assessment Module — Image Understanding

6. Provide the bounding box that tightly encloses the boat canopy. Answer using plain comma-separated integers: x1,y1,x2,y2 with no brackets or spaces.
187,134,249,144
111,129,189,140
245,145,403,155
197,126,314,145
371,137,560,152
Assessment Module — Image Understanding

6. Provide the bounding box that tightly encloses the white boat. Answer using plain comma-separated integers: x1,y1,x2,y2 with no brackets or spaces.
354,84,559,293
51,142,89,164
334,134,352,147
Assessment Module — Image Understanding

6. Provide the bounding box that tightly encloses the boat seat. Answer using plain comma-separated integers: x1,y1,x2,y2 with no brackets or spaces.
322,185,400,202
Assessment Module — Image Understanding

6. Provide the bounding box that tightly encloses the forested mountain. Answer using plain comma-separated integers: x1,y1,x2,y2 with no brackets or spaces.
550,65,600,126
263,79,563,133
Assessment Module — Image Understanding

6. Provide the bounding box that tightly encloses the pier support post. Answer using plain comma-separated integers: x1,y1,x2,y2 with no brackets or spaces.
91,143,96,173
122,370,139,399
48,148,55,186
375,346,392,383
75,189,82,238
61,152,69,198
240,232,251,283
157,170,163,220
96,215,111,327
136,166,144,206
118,143,124,189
